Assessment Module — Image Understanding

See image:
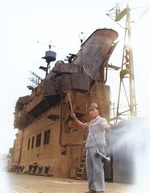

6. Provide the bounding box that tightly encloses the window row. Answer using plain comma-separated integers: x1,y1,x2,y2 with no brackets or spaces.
27,129,50,150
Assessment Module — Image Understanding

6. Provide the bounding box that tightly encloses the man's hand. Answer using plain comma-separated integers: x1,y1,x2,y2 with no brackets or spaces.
105,125,111,132
71,113,83,127
71,113,76,120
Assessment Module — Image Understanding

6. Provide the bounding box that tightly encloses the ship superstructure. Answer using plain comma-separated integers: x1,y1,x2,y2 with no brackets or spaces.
12,28,118,179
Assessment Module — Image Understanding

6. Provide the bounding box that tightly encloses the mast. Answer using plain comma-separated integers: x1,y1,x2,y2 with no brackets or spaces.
116,5,137,121
107,4,137,122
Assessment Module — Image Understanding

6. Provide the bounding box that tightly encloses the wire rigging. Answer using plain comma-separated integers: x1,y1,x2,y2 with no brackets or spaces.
132,6,150,28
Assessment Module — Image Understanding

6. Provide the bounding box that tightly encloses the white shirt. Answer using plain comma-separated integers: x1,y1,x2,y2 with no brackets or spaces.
85,116,108,147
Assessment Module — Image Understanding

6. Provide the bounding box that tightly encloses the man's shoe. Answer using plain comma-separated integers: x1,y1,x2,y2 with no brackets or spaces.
85,190,95,193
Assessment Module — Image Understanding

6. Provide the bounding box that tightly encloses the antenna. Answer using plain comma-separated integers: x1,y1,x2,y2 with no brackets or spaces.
37,41,57,76
79,32,85,44
27,71,43,91
37,41,62,50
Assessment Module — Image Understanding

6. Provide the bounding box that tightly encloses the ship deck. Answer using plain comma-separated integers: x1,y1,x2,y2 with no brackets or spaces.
0,171,139,193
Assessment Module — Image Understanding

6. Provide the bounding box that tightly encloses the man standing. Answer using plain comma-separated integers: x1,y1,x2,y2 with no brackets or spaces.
71,103,111,193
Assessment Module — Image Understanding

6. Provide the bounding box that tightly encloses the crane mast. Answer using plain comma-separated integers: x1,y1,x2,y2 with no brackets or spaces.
116,5,137,121
107,3,137,122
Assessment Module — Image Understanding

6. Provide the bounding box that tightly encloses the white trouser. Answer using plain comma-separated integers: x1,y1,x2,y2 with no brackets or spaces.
86,146,105,192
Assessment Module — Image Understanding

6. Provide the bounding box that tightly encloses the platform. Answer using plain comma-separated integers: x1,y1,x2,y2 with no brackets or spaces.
0,171,139,193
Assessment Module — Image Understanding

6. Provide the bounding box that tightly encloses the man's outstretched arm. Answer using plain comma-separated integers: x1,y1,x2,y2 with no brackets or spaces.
71,113,83,127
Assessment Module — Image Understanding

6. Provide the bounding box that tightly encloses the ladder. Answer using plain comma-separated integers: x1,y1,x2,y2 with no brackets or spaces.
75,150,86,180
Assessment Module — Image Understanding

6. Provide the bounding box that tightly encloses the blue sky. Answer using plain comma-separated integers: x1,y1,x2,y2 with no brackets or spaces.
0,0,150,154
